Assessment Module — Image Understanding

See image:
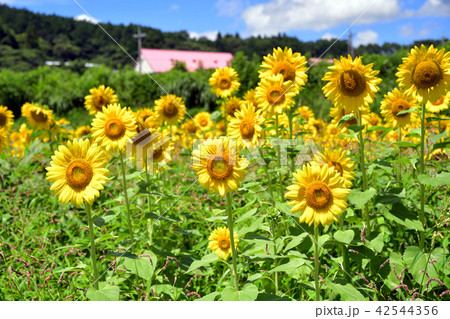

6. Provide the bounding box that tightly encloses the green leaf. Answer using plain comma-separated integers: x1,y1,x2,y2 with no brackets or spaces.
396,107,418,116
432,139,450,151
334,230,354,245
338,113,355,127
392,141,418,148
366,233,384,253
186,253,218,273
269,257,306,273
348,125,364,133
123,255,155,281
284,233,309,251
93,217,105,227
366,125,388,132
418,172,450,186
106,250,139,259
385,202,424,231
426,117,450,122
328,280,367,301
221,284,259,301
348,188,376,208
196,292,220,301
86,282,120,301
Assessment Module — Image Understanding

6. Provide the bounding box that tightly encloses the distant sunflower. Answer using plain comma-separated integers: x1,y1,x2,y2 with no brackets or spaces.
183,119,198,135
154,94,186,125
194,112,214,132
0,106,14,131
191,137,249,196
243,88,260,111
255,74,297,115
75,125,92,138
46,139,109,206
285,162,350,227
21,103,54,130
91,103,136,153
84,85,119,115
369,112,382,127
136,108,159,132
380,88,419,128
221,97,243,119
396,44,450,103
0,129,8,153
426,92,450,113
228,102,264,149
330,105,370,128
142,130,173,173
322,55,382,111
428,149,449,161
314,149,355,188
326,123,347,139
208,226,239,260
209,66,241,98
259,47,308,91
296,106,315,124
312,119,326,136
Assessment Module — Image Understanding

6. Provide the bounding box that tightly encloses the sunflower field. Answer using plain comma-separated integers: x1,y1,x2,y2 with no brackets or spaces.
0,44,449,302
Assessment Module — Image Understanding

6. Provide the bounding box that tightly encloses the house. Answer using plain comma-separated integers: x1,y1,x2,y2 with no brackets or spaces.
135,49,233,73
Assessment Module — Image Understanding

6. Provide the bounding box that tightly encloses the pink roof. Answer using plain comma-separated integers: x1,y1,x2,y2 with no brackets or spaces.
140,49,233,73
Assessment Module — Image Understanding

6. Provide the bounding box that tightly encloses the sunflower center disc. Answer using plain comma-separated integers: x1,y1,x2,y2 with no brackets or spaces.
66,159,93,190
431,95,444,105
329,161,344,176
226,102,240,117
95,95,108,111
412,60,442,89
200,119,208,127
392,99,410,118
339,70,366,97
31,110,48,123
164,103,178,117
219,239,230,250
207,156,233,180
305,182,332,210
152,147,164,162
240,120,255,139
274,61,296,82
0,113,6,127
187,123,196,133
218,76,232,90
105,118,126,140
267,87,285,105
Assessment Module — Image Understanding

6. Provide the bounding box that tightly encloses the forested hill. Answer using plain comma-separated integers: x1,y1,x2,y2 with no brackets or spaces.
0,4,445,71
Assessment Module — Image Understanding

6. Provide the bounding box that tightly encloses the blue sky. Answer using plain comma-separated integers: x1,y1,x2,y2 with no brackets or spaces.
2,0,449,46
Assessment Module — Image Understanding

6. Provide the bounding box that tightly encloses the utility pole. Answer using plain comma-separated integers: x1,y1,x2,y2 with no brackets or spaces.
348,30,354,58
133,25,146,72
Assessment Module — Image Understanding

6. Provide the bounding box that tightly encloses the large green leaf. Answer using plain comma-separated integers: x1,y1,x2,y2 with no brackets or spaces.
221,284,259,301
348,188,377,208
327,280,367,301
418,173,450,186
86,282,120,301
284,233,309,251
123,254,156,281
186,253,218,273
385,202,424,231
334,230,354,245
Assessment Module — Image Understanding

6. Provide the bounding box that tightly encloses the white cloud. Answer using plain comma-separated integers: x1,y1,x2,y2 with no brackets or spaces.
353,30,378,47
74,14,99,24
242,0,402,36
189,30,219,41
216,0,244,17
418,0,450,17
170,4,179,10
321,32,338,40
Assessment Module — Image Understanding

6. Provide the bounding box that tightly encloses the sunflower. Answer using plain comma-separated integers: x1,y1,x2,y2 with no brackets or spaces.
426,92,450,113
255,74,298,115
216,120,226,136
221,97,243,119
243,88,260,111
209,66,241,98
10,124,31,158
0,106,14,131
194,112,214,132
136,108,159,133
154,94,186,125
0,129,8,153
228,102,264,149
396,44,450,103
183,119,198,135
91,103,136,153
75,125,92,138
312,119,326,136
314,149,355,188
208,226,239,260
84,85,119,115
191,137,249,196
369,112,382,127
322,55,382,111
21,103,54,130
296,106,315,124
285,162,350,227
259,47,308,91
46,139,109,206
428,149,449,161
380,88,419,128
138,130,173,174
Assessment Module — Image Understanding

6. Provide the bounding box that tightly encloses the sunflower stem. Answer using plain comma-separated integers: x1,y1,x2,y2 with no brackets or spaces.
258,146,274,199
223,99,228,134
314,225,320,301
357,109,370,234
145,164,153,246
287,108,295,173
85,202,99,290
226,192,239,291
397,127,402,185
419,103,426,249
339,214,350,276
120,151,134,240
275,114,283,202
